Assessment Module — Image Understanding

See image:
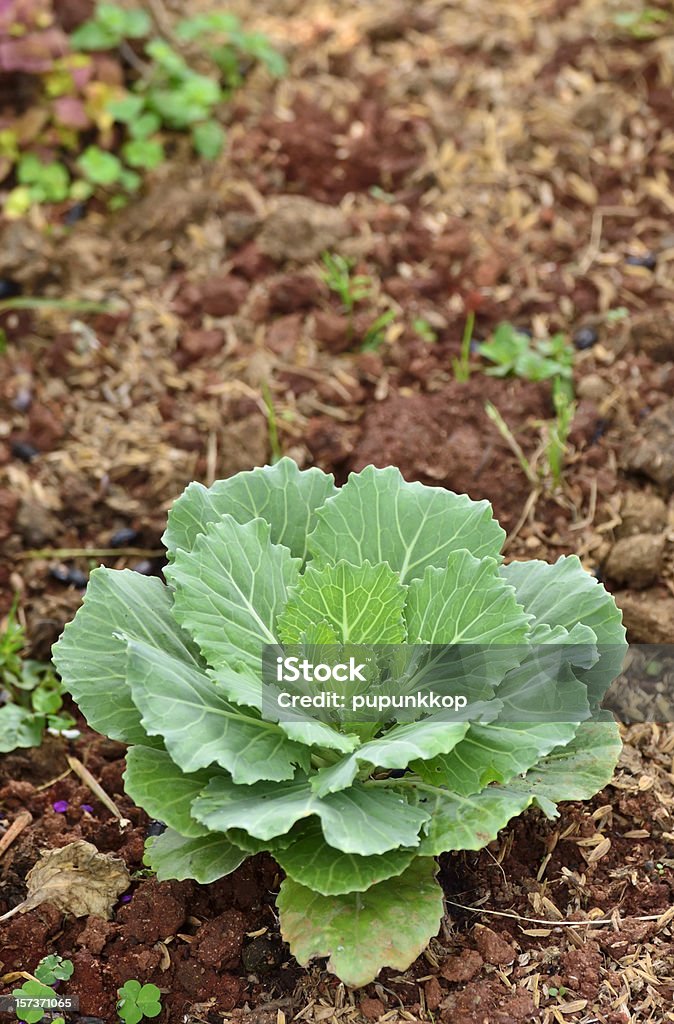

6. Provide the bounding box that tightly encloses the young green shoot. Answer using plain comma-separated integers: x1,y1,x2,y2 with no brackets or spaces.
453,310,475,382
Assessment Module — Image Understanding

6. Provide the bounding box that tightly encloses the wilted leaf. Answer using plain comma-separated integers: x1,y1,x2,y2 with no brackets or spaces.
0,840,130,922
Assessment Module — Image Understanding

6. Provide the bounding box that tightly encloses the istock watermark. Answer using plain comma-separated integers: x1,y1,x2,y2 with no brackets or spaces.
276,655,367,683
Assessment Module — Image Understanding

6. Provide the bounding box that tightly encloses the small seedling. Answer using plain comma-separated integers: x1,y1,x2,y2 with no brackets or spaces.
485,402,537,487
361,309,396,351
321,253,372,314
544,380,576,489
34,955,74,986
413,317,437,343
477,322,573,386
12,956,74,1024
321,252,377,343
452,310,475,382
613,6,669,38
117,980,162,1024
261,381,282,464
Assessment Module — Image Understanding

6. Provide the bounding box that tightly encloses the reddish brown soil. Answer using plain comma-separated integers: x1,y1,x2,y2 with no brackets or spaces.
2,0,674,1020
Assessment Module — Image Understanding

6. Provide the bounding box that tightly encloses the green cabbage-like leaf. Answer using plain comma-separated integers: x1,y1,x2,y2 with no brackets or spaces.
54,461,626,990
309,465,505,581
277,858,444,988
164,457,336,561
145,829,246,883
52,569,199,745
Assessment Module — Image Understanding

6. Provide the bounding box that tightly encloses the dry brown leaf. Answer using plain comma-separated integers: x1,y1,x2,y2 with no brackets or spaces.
0,840,130,923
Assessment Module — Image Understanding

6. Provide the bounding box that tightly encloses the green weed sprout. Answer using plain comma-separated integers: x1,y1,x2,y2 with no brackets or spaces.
0,599,75,753
452,310,475,382
116,981,162,1024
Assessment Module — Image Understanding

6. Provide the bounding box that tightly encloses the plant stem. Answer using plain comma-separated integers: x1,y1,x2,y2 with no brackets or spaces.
453,310,475,381
485,401,538,486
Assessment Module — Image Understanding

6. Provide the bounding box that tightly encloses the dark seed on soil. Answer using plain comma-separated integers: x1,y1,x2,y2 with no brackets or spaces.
11,440,39,461
590,418,608,444
49,564,72,584
573,326,599,350
0,278,21,300
68,568,88,589
63,202,87,226
110,526,140,547
626,253,656,270
145,819,167,837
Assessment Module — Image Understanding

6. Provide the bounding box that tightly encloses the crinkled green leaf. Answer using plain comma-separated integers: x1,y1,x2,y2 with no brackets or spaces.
166,516,300,672
124,747,216,837
277,858,443,988
144,828,246,883
311,720,471,797
210,658,360,754
127,639,308,782
0,705,44,753
501,556,626,702
413,784,534,856
163,458,336,561
275,822,417,895
52,569,196,745
192,777,430,854
405,552,531,644
508,718,622,816
415,721,579,795
309,465,504,582
277,560,406,645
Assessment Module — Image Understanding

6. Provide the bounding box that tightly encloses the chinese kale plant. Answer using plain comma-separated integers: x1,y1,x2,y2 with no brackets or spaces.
53,460,625,987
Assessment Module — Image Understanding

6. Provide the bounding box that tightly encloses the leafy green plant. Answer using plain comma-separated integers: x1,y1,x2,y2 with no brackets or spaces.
116,980,162,1024
53,460,626,987
69,3,151,49
12,956,73,1024
452,310,475,382
34,956,74,985
2,3,285,215
321,252,372,314
320,253,396,349
477,322,573,388
413,317,437,343
72,4,286,162
0,598,75,753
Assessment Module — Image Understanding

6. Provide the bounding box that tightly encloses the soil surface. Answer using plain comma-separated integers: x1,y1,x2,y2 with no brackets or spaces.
2,0,674,1021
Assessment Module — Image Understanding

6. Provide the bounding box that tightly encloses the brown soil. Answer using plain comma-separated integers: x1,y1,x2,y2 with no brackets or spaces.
2,0,674,1020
